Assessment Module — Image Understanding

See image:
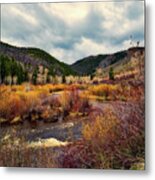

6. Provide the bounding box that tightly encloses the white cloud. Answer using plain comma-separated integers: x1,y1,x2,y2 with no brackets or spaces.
40,3,89,26
75,37,108,56
1,1,145,64
9,6,38,26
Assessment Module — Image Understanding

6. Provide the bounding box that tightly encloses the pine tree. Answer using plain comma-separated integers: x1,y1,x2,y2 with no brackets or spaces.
17,63,24,84
62,75,66,84
109,67,114,80
24,70,29,82
0,55,11,83
32,67,38,85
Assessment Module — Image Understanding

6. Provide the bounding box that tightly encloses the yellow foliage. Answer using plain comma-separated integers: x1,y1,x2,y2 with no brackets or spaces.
60,91,70,108
83,108,119,141
48,84,67,92
88,84,118,97
0,85,44,120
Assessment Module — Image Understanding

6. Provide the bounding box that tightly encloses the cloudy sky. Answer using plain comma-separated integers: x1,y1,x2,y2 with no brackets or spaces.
1,0,144,64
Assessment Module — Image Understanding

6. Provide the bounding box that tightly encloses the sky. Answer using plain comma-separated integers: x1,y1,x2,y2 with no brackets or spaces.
1,0,145,64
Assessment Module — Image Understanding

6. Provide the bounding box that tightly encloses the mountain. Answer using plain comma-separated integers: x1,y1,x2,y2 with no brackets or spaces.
71,47,145,75
0,41,145,81
0,41,75,76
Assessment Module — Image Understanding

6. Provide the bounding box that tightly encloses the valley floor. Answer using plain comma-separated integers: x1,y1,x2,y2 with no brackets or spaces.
0,75,145,169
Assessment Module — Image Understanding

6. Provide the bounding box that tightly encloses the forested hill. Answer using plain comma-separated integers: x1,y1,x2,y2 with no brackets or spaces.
71,47,145,75
0,41,75,82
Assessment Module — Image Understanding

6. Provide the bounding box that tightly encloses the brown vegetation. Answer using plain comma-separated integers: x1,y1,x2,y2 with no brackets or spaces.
0,68,145,169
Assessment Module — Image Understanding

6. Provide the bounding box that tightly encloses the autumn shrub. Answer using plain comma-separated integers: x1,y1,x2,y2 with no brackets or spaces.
49,84,67,93
11,85,26,92
59,108,116,168
88,84,118,100
0,86,42,122
61,105,144,169
60,140,96,168
83,108,119,141
60,88,91,117
115,81,144,102
82,107,144,169
0,93,23,121
66,84,87,91
0,87,11,121
18,91,41,113
88,80,144,102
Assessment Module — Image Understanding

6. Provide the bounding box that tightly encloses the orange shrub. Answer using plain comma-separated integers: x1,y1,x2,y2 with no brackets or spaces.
0,93,25,120
0,86,43,122
88,84,119,100
82,105,144,169
18,91,41,112
48,84,67,93
60,89,91,117
66,84,87,91
83,108,119,141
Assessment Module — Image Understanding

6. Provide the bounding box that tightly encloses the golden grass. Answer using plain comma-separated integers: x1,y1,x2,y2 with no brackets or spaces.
88,84,118,96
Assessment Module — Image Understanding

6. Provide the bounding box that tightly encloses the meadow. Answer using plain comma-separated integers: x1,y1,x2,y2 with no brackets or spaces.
0,69,145,169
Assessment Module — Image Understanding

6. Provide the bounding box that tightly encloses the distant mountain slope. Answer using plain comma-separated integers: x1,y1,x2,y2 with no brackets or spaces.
0,41,145,78
71,54,108,75
71,47,145,75
0,41,75,76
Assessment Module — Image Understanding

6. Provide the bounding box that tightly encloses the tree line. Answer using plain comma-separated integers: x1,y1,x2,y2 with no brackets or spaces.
0,55,28,84
0,55,64,85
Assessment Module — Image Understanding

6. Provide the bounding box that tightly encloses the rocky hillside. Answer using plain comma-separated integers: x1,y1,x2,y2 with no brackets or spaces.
71,47,145,75
0,41,75,76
